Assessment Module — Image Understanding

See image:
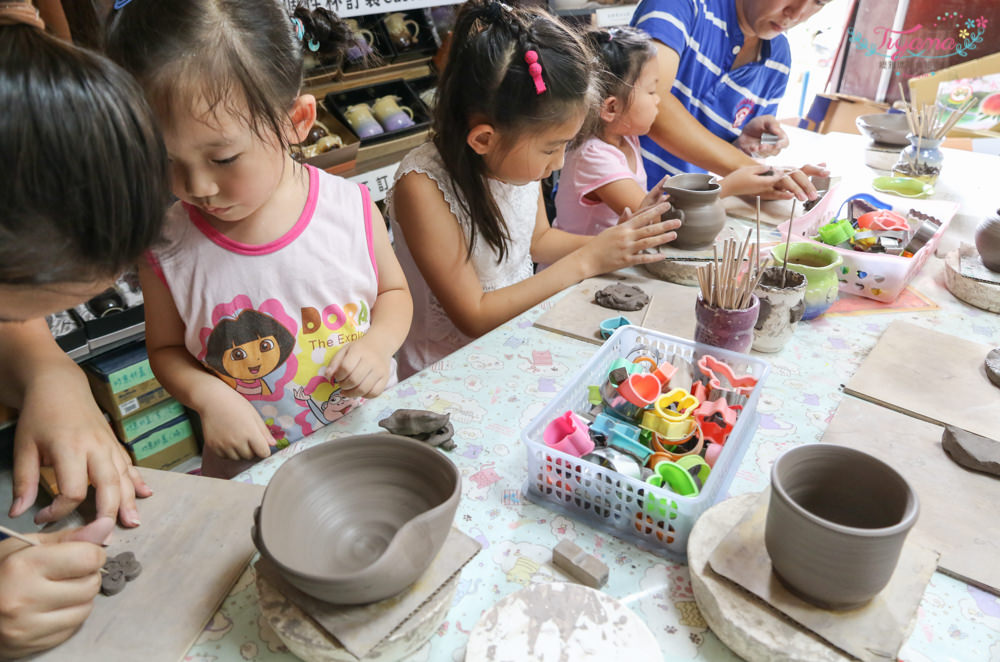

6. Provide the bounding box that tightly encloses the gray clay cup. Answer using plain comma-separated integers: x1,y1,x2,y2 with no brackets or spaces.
752,268,806,353
253,433,461,605
765,444,919,610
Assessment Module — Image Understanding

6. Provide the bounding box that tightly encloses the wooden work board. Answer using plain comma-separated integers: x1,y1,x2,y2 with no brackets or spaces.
821,396,1000,596
844,320,1000,440
36,468,264,662
534,273,699,345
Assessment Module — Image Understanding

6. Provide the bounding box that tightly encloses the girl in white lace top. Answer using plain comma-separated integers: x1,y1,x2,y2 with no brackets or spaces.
388,0,679,378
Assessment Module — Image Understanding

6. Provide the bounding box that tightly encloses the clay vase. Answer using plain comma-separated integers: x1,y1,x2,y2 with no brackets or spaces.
662,173,726,250
765,444,919,610
770,243,843,320
693,294,760,354
252,433,461,605
751,267,806,353
975,209,1000,272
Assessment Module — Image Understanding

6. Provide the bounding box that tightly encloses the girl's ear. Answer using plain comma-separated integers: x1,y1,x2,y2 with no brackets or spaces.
598,95,619,124
287,94,318,144
466,123,497,156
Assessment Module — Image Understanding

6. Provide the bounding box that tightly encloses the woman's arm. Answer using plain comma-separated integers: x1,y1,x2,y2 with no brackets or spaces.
393,173,674,338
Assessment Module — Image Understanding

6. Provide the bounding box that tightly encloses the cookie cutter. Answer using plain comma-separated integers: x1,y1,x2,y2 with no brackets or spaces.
646,459,700,497
617,372,662,408
858,209,909,232
675,455,711,487
902,215,941,257
589,413,650,463
696,355,757,396
582,448,643,481
649,422,704,458
653,388,699,422
543,411,595,458
694,397,739,446
817,217,855,246
599,316,632,340
704,442,723,468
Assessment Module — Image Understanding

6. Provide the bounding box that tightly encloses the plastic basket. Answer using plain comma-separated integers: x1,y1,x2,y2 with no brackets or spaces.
521,326,770,562
776,184,960,302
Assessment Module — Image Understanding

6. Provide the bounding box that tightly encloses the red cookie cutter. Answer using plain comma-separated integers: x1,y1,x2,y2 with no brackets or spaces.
694,397,739,446
696,355,757,396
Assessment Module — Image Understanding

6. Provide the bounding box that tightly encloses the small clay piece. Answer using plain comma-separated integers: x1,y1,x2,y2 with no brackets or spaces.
378,409,456,450
987,349,1000,388
552,539,609,589
942,425,1000,477
100,550,143,595
594,283,650,312
975,210,1000,272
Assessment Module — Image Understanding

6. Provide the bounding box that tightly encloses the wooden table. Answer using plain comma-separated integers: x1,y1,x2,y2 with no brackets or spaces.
186,130,1000,661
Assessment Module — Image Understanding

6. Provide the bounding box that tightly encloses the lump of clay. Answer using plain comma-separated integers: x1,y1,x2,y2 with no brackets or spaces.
942,425,1000,478
594,283,649,312
986,348,1000,389
378,409,456,451
101,551,143,596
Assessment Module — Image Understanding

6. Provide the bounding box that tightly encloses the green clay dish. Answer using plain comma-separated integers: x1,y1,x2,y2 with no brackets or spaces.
871,176,934,198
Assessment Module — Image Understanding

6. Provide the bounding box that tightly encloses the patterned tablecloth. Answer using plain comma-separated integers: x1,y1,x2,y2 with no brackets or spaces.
185,250,1000,662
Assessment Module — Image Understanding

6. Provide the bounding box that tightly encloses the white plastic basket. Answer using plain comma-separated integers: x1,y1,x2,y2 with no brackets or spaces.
776,184,960,302
521,326,770,562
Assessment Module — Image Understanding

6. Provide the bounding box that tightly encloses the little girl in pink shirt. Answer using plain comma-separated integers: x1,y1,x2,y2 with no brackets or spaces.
555,27,783,236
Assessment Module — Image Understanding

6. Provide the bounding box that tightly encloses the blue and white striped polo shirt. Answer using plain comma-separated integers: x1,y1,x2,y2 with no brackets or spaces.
631,0,791,183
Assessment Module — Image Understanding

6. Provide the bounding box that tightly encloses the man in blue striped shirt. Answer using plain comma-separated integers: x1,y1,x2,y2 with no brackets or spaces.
631,0,832,200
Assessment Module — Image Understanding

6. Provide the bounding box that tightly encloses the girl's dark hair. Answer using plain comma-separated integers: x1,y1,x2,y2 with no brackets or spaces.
0,18,169,286
106,0,346,150
434,0,596,262
204,310,295,377
584,26,656,140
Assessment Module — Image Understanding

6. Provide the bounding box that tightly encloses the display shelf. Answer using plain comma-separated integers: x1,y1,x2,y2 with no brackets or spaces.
284,0,463,20
549,2,637,26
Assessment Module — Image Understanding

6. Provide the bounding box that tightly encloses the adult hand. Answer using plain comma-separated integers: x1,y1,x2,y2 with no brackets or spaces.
324,336,392,399
10,370,149,528
734,115,789,158
583,201,679,274
718,164,788,198
764,163,829,201
0,517,113,659
197,383,272,462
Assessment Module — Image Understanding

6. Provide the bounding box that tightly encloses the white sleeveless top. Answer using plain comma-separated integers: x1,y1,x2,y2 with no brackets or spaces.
149,166,392,447
387,142,538,378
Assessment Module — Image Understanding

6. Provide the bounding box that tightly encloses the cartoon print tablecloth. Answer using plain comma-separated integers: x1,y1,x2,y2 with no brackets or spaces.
186,256,1000,662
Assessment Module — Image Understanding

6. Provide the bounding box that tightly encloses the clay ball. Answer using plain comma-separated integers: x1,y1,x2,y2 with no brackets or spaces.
594,283,650,312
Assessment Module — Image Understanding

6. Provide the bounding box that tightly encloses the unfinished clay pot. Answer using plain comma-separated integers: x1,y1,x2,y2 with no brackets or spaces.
253,433,460,605
765,445,919,610
975,209,1000,272
751,268,806,353
662,173,726,250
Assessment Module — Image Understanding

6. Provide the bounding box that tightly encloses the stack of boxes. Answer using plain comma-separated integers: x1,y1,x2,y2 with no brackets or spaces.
84,343,198,471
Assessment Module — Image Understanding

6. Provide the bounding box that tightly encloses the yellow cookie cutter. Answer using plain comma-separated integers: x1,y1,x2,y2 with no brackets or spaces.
653,388,699,423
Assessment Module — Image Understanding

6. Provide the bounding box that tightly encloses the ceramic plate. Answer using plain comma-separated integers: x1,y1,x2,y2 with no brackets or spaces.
871,176,934,198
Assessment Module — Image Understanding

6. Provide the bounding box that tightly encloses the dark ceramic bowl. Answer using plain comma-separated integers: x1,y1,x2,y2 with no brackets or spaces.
253,433,461,604
855,113,911,146
764,444,918,609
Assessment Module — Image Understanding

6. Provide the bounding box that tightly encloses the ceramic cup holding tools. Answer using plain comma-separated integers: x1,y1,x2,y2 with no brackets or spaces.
343,103,384,139
383,12,420,49
372,95,415,132
765,444,919,610
694,293,760,354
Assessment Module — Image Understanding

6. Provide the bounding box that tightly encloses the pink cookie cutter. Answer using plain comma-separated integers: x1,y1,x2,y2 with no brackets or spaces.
543,411,595,458
696,355,757,396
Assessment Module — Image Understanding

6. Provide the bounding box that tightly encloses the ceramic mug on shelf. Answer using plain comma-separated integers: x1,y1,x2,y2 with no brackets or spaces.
383,12,420,48
342,103,384,139
372,95,415,132
344,19,375,60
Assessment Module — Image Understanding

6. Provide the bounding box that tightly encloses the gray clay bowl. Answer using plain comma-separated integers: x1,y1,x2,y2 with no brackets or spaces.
253,433,461,605
764,444,918,610
855,113,911,146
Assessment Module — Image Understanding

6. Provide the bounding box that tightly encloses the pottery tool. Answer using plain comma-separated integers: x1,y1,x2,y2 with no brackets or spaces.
696,231,769,310
897,82,977,143
779,199,796,287
0,525,110,574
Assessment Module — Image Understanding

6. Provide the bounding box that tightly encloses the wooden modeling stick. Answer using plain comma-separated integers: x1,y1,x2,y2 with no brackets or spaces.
780,199,797,287
0,524,108,573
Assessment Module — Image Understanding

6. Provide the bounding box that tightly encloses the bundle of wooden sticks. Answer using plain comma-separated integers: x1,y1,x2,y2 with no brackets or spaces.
695,230,771,310
897,82,976,141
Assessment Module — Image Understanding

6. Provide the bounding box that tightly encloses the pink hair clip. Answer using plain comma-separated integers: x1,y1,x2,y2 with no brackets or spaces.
525,50,546,95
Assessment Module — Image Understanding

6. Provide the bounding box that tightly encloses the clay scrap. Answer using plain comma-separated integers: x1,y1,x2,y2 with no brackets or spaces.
987,348,1000,389
552,539,609,589
594,283,649,312
942,425,1000,478
378,409,456,451
101,551,142,596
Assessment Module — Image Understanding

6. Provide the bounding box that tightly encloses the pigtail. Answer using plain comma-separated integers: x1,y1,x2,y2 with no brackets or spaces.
434,0,595,263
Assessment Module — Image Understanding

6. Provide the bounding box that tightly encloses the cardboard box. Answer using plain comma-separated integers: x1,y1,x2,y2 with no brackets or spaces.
799,93,889,135
111,398,186,443
125,416,199,471
84,342,162,419
298,107,360,172
909,51,1000,139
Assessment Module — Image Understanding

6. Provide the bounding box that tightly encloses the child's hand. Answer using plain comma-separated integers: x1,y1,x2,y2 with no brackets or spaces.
11,368,150,528
0,517,113,658
196,383,272,462
717,164,787,198
637,175,670,213
323,337,392,399
583,201,679,274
